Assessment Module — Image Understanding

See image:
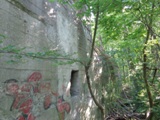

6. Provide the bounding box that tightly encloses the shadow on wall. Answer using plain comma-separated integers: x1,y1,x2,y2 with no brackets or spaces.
3,72,71,120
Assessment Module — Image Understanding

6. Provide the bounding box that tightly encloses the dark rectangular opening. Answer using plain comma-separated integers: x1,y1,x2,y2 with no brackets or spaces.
70,70,79,97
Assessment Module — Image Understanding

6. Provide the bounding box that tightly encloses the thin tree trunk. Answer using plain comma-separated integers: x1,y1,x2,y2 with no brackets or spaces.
85,66,105,119
84,2,105,119
140,1,155,119
143,26,153,120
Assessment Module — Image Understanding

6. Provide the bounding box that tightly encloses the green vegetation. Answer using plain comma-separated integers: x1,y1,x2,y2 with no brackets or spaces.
0,0,159,119
70,0,160,119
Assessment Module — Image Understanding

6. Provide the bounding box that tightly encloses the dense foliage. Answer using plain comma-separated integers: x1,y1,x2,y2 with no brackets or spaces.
1,0,159,119
72,0,160,119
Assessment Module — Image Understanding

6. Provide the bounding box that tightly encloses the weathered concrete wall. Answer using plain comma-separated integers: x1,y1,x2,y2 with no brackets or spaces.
0,0,93,120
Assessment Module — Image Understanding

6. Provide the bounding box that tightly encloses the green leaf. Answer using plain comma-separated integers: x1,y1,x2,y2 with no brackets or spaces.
0,34,6,39
49,0,55,2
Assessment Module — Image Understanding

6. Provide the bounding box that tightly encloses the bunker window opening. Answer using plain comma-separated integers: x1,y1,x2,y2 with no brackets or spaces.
70,70,79,97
